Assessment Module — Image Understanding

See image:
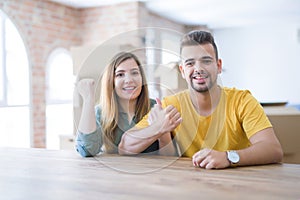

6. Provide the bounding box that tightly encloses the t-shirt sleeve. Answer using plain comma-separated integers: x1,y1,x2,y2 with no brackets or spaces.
238,91,272,138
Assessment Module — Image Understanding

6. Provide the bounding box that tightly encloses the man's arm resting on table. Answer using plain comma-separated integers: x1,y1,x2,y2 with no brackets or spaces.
237,127,283,166
192,127,283,169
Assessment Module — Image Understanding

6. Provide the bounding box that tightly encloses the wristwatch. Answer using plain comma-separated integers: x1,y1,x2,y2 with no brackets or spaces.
226,150,240,167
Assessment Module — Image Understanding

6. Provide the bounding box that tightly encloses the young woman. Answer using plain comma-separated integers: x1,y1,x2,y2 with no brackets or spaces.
75,52,170,157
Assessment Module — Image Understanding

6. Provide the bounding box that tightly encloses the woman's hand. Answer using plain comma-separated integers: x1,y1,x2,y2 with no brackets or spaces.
76,78,95,102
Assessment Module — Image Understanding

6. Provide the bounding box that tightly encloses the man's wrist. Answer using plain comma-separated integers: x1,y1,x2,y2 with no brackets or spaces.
158,132,171,144
226,150,240,167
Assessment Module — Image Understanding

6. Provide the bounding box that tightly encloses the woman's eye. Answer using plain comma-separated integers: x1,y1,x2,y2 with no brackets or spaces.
115,73,124,77
132,71,140,75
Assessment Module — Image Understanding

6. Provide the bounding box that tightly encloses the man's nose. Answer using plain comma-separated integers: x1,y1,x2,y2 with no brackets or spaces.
194,60,203,71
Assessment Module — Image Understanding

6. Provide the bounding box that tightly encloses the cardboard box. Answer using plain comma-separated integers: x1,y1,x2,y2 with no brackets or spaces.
265,106,300,164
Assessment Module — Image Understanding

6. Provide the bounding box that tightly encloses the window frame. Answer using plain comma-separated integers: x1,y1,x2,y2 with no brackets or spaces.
46,47,75,105
0,10,31,148
45,47,75,149
0,14,7,106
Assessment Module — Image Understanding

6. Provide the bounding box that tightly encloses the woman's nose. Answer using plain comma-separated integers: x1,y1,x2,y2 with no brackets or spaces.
124,74,133,83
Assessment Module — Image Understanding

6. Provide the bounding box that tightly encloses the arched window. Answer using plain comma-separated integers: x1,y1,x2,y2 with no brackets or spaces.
46,48,75,149
0,11,30,147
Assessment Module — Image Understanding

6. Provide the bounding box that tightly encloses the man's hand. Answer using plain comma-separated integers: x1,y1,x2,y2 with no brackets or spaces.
148,98,163,125
192,148,230,169
148,98,182,134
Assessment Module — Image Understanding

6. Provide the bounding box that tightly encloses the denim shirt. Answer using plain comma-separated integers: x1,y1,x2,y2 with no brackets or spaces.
76,99,158,157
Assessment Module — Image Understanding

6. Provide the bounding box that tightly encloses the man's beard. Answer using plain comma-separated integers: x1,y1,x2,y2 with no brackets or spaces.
190,74,217,93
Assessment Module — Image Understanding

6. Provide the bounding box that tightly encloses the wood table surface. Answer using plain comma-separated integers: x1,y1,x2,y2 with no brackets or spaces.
0,147,299,200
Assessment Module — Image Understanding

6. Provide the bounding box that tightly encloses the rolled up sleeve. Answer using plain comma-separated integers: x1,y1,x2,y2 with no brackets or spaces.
76,128,103,157
76,106,103,157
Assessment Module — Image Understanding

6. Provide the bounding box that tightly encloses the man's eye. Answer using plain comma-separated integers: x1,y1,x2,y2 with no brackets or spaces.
186,62,194,67
202,60,213,65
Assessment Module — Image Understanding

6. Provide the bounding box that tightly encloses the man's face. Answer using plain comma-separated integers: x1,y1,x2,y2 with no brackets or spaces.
179,44,222,93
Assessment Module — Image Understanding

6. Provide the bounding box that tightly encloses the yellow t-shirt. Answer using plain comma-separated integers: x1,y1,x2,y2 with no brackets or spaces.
136,87,272,158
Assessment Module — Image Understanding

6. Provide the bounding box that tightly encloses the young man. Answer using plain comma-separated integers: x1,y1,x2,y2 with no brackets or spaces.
118,30,283,169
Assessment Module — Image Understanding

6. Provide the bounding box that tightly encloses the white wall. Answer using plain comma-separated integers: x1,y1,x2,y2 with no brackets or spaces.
214,24,300,104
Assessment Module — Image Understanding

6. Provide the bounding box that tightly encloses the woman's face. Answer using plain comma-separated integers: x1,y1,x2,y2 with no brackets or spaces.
114,58,143,101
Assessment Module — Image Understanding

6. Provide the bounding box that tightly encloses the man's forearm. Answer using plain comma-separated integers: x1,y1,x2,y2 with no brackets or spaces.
237,140,283,166
118,125,163,155
158,133,177,156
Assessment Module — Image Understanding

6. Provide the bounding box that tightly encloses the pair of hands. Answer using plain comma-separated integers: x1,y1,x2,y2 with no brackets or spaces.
147,98,182,135
192,148,231,169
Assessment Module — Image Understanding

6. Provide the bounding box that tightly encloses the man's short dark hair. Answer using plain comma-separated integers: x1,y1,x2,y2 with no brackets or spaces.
180,30,219,60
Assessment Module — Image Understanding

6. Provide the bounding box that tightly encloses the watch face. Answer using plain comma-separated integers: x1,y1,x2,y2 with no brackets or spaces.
228,151,240,163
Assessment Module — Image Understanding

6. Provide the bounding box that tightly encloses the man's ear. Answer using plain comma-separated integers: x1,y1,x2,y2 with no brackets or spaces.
217,59,223,74
179,65,185,79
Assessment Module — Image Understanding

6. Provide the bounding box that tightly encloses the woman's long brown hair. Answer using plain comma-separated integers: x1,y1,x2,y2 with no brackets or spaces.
99,52,151,153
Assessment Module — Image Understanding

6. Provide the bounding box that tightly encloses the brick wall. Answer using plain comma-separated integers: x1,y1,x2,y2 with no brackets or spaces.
79,2,140,45
0,0,201,148
0,0,81,147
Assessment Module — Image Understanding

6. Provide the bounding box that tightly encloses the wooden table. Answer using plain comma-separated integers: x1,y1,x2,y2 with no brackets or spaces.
0,147,299,200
